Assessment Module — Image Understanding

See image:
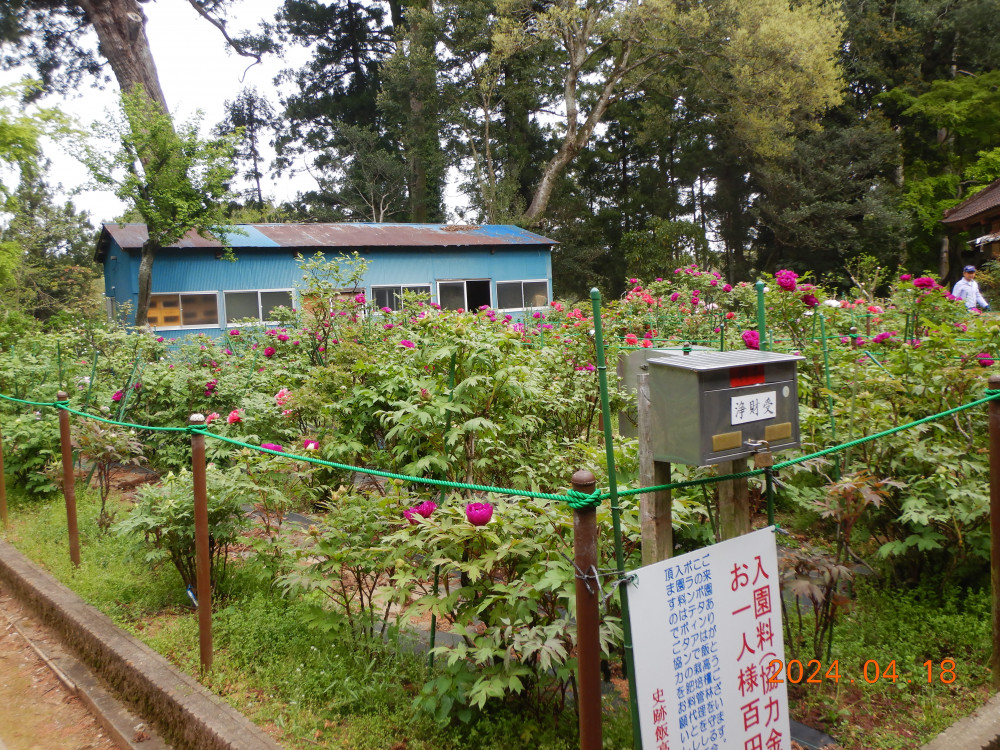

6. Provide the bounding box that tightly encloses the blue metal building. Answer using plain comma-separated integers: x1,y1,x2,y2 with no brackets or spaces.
94,223,556,336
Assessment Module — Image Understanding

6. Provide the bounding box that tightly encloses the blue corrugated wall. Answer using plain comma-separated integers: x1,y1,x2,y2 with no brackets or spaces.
107,242,553,335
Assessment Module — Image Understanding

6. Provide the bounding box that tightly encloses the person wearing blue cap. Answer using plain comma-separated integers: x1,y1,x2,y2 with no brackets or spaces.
952,265,990,311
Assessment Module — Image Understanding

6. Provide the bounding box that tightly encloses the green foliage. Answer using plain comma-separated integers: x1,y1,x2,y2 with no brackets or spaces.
72,416,146,531
115,467,250,590
0,411,59,495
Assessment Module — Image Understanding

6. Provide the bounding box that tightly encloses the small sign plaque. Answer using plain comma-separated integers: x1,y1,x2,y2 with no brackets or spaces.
731,391,777,425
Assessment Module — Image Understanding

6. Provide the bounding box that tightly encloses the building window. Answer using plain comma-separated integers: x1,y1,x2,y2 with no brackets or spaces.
372,284,432,311
496,280,548,310
437,279,491,311
224,290,294,324
148,293,219,328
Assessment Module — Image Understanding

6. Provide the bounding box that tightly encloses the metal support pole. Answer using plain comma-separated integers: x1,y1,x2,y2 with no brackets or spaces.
572,469,602,750
755,280,768,352
190,414,213,673
589,288,642,749
57,392,80,567
0,412,7,528
989,375,1000,689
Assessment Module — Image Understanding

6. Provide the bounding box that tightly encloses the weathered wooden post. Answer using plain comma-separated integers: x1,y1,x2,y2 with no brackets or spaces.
571,469,602,750
637,370,672,564
57,392,80,566
989,375,1000,689
0,411,7,528
717,458,751,540
190,414,213,672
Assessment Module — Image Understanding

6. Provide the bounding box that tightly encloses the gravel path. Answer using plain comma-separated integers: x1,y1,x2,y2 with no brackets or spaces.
0,590,119,750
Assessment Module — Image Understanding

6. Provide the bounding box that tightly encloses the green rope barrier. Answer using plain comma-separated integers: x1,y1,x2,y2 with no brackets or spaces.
0,393,63,408
62,406,191,434
190,428,580,502
565,489,603,509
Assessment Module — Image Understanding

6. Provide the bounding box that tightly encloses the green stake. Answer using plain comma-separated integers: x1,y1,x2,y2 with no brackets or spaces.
756,280,768,351
589,288,642,750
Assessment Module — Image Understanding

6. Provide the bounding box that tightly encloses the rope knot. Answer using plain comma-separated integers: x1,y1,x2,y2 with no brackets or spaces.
565,489,603,509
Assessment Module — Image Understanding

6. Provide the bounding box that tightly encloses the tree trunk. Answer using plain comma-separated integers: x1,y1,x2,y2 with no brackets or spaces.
73,0,169,111
135,238,157,327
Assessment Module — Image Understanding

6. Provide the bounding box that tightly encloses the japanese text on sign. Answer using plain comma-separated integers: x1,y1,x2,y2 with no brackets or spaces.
731,391,776,426
628,527,790,750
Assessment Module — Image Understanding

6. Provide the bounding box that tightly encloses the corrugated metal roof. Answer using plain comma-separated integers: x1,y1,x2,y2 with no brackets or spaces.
647,350,804,372
972,231,1000,247
942,180,1000,226
96,222,557,260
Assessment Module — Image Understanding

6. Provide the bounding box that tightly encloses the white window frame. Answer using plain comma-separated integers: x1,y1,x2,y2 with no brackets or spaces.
223,288,295,326
371,283,432,311
495,279,550,311
148,291,220,330
436,278,492,311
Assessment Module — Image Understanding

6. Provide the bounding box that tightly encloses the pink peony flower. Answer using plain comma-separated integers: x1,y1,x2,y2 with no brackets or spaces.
227,409,242,424
205,412,220,425
775,269,798,292
111,390,123,402
913,277,937,289
229,329,240,336
978,352,995,367
261,442,284,452
303,439,319,450
275,387,291,406
741,330,760,350
899,274,912,282
404,501,437,524
263,346,276,357
624,333,639,345
725,311,736,319
399,339,416,348
466,502,494,526
156,336,165,342
355,293,366,304
722,284,733,292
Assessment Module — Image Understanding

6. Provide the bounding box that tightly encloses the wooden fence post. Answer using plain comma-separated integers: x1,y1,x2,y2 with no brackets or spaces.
637,371,672,564
988,375,1000,689
0,411,7,528
571,469,602,750
717,458,750,540
190,414,213,673
57,392,80,566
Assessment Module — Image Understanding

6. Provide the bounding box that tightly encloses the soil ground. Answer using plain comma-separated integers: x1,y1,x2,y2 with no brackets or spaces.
0,591,119,750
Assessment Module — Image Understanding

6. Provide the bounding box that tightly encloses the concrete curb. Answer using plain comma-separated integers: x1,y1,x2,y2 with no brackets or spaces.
921,692,1000,750
0,540,281,750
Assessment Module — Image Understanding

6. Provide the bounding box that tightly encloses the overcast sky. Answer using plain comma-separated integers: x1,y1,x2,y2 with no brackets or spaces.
11,0,311,226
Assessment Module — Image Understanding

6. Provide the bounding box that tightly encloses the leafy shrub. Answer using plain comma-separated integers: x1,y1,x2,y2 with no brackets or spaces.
115,466,250,589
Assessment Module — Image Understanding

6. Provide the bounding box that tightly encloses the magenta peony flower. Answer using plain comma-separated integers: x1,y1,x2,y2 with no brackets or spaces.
229,329,240,336
978,352,995,367
899,274,912,282
775,269,798,292
913,277,937,289
111,390,124,402
466,502,494,526
405,501,437,524
741,330,760,350
625,333,639,345
303,439,319,450
801,294,819,308
261,442,284,452
156,336,165,342
722,284,733,292
399,339,416,348
263,346,276,357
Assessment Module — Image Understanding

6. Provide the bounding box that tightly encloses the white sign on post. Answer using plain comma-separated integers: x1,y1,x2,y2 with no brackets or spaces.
628,526,790,750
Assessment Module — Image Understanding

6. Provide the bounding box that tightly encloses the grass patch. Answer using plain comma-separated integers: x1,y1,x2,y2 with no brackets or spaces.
0,487,611,749
789,578,992,748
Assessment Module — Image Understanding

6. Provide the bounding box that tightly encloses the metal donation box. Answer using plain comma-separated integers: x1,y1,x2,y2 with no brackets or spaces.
617,346,714,439
644,349,804,466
